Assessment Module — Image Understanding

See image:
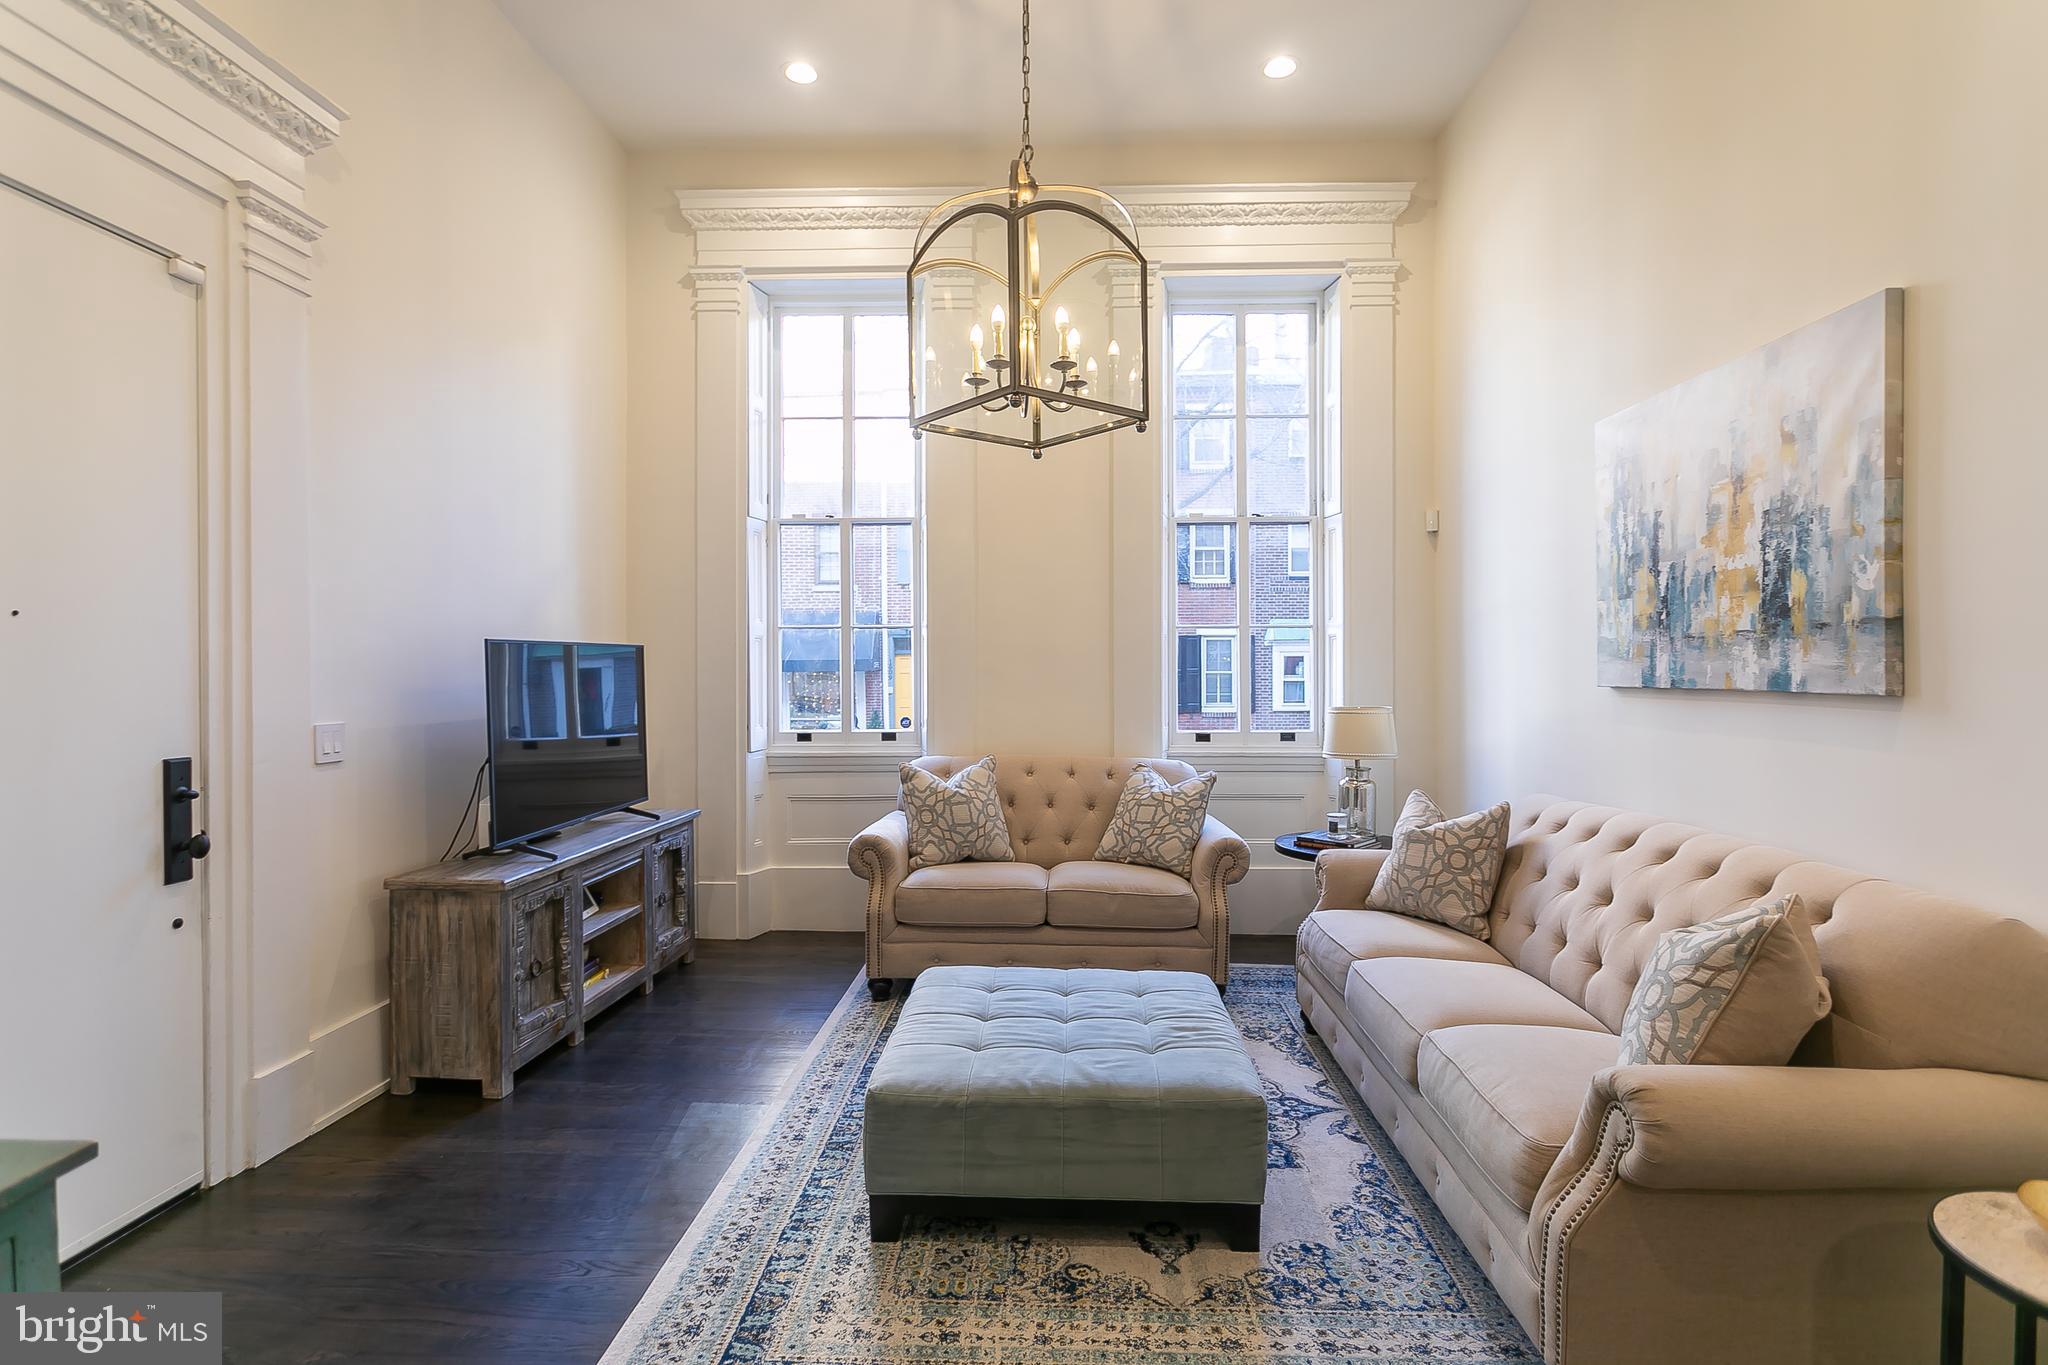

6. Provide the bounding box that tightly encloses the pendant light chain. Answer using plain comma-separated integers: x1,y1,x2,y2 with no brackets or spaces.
1018,0,1033,170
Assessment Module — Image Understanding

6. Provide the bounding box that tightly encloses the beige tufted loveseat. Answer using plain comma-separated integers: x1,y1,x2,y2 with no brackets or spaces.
849,756,1249,999
1300,795,2048,1365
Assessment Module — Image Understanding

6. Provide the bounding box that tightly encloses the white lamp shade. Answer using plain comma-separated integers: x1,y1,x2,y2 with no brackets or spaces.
1325,706,1397,760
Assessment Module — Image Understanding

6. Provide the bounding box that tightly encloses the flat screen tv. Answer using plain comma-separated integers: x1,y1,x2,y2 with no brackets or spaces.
484,639,648,847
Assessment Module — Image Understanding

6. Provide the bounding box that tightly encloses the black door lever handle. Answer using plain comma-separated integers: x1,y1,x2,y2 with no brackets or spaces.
164,757,206,884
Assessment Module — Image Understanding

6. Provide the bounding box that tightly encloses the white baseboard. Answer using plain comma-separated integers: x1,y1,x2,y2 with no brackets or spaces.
244,1000,390,1168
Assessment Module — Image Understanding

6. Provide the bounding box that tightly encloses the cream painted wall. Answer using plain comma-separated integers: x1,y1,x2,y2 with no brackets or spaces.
627,140,1441,818
194,0,629,1151
1435,0,2047,919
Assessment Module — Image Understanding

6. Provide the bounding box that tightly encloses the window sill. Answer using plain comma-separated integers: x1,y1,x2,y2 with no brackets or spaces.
766,747,922,774
1166,749,1329,773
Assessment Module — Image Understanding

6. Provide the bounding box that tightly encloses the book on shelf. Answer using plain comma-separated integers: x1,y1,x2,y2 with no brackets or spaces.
583,966,610,990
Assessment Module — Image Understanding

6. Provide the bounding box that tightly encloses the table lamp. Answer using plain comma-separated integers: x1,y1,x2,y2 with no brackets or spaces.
1324,706,1397,841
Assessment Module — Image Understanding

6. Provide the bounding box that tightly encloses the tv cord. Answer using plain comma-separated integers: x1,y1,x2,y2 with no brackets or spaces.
440,759,488,862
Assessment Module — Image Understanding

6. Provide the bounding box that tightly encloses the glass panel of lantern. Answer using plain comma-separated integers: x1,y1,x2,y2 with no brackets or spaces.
910,185,1146,454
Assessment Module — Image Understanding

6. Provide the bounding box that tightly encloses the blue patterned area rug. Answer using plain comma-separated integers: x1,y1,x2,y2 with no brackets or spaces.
600,964,1539,1364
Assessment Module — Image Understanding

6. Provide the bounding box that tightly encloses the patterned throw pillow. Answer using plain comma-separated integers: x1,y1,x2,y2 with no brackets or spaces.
1094,767,1218,880
1617,893,1832,1066
900,758,1014,871
1365,790,1510,938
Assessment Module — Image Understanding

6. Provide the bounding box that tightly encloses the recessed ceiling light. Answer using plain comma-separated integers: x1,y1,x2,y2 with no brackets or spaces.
784,61,818,85
1263,55,1297,79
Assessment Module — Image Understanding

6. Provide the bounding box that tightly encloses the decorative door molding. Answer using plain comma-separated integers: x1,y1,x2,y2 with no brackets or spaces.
1,0,344,1182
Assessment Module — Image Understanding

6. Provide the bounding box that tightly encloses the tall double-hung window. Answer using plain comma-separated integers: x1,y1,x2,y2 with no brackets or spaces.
772,306,920,741
1169,303,1321,745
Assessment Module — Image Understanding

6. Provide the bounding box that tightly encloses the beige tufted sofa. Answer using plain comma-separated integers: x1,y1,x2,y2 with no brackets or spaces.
1300,795,2048,1365
849,756,1249,998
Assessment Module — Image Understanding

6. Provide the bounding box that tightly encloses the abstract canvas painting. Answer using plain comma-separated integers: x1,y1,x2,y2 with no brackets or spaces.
1595,289,1903,694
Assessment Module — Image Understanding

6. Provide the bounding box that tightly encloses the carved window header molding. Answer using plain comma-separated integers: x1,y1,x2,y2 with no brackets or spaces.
61,0,344,156
674,183,1413,234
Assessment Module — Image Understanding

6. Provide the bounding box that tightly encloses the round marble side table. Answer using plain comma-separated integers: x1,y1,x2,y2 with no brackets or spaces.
1930,1191,2047,1365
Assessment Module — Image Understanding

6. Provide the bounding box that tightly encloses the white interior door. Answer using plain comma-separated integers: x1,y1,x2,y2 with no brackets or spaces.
0,182,207,1257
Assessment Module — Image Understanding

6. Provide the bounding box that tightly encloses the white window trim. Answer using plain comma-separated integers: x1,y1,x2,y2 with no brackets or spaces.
1186,419,1230,473
1200,632,1236,713
768,299,923,752
815,524,841,585
1271,640,1311,713
1189,522,1231,585
1167,296,1322,753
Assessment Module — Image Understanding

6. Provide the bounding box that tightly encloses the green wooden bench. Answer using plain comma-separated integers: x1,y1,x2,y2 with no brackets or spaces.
0,1139,96,1291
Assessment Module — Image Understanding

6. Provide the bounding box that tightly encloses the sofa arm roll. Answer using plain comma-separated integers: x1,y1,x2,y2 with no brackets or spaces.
849,810,910,887
1563,1063,2048,1197
1312,848,1390,910
1190,816,1250,888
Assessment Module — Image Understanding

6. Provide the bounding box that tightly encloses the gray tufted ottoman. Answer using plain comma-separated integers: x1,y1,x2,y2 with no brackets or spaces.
862,966,1268,1249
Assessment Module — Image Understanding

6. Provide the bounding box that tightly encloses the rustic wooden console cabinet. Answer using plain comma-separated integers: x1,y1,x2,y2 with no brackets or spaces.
385,808,700,1097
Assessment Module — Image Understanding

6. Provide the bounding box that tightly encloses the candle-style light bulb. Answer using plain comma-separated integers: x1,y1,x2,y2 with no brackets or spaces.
1054,307,1072,359
991,305,1006,359
1085,356,1098,392
1107,340,1121,401
968,323,985,374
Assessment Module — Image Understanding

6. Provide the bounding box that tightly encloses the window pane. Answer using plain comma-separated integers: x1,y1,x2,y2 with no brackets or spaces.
1286,522,1312,577
1247,417,1311,516
1171,313,1235,416
777,524,840,625
852,627,915,731
1246,312,1310,415
852,524,913,626
1175,523,1237,626
1174,419,1235,514
1251,521,1311,626
1175,631,1236,733
853,419,914,516
854,314,908,417
780,419,843,517
1254,626,1312,729
779,314,842,418
779,628,841,731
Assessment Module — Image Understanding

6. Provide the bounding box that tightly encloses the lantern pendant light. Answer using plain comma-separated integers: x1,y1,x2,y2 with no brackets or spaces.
906,0,1150,458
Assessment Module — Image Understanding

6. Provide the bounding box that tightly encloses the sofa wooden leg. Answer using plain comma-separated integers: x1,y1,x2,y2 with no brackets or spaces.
869,1195,905,1242
1223,1204,1261,1252
868,977,892,1002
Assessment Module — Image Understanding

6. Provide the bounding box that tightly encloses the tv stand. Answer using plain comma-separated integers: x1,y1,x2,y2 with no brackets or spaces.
387,808,700,1098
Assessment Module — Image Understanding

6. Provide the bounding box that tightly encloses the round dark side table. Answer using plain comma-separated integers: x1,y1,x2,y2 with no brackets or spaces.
1273,831,1389,862
1930,1191,2047,1365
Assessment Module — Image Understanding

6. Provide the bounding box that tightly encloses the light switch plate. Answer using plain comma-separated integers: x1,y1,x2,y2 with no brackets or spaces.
313,722,345,765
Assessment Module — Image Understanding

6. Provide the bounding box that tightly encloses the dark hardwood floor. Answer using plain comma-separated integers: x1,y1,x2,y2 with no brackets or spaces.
67,932,1298,1364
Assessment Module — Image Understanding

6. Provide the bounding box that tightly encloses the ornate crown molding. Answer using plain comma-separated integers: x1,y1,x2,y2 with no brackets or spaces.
1129,199,1405,228
685,267,748,286
674,184,1414,236
679,204,928,233
236,183,324,242
62,0,338,155
1344,260,1403,280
